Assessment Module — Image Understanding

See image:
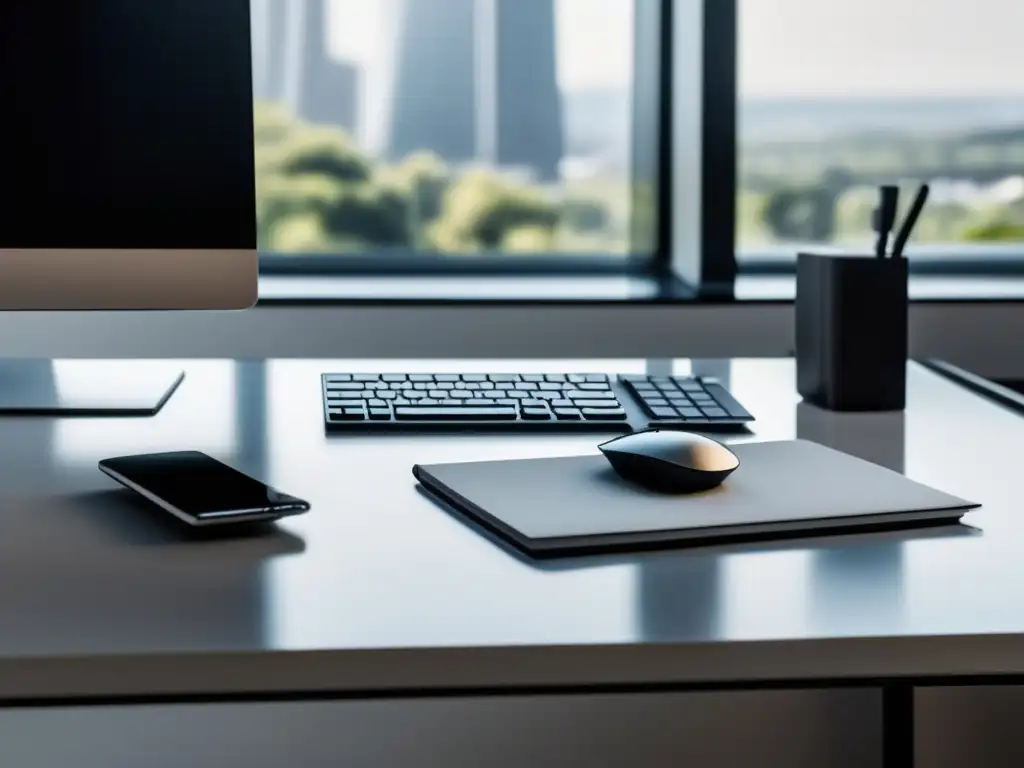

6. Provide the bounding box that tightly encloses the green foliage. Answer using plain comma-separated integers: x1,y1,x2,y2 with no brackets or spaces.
562,198,610,233
273,127,372,183
961,219,1024,242
252,101,626,255
430,171,560,252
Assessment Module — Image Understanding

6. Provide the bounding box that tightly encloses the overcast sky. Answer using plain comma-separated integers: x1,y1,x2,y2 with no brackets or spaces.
327,0,1024,98
742,0,1024,98
330,0,633,91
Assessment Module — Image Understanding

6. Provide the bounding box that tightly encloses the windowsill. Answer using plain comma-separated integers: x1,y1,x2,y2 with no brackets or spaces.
736,274,1024,301
258,274,700,304
258,273,1024,305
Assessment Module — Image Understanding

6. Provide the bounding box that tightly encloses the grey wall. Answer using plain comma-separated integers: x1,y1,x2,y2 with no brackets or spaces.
2,303,1022,378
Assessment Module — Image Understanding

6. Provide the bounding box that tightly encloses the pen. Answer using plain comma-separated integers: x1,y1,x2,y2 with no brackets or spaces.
874,185,900,258
891,184,930,260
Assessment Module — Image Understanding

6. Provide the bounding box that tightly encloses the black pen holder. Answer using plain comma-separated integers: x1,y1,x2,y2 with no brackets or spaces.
796,252,909,412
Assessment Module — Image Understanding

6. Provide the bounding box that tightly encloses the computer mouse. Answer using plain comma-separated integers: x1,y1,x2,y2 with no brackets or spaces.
598,429,740,494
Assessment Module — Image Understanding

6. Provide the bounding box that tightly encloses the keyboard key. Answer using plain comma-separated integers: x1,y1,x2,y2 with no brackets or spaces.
394,398,411,406
461,374,487,382
545,374,567,382
382,374,407,382
539,382,562,391
551,399,574,408
449,391,473,400
463,382,481,390
574,400,622,408
354,374,380,382
429,390,448,399
436,382,455,390
368,399,387,408
506,391,528,399
703,383,755,420
584,374,608,383
522,407,552,420
330,408,366,421
328,382,364,391
325,374,352,382
518,382,538,391
647,398,668,407
376,391,398,400
582,391,616,400
409,374,433,382
678,407,702,418
369,408,391,420
669,398,691,406
568,374,587,383
359,391,376,400
435,374,460,382
522,400,547,408
701,407,729,419
652,407,677,418
439,399,462,406
479,381,496,390
679,381,702,392
406,391,426,399
395,407,518,421
578,383,610,391
420,398,440,405
535,392,562,401
489,374,519,382
327,399,364,408
496,399,518,406
474,398,497,406
582,408,627,420
555,408,583,420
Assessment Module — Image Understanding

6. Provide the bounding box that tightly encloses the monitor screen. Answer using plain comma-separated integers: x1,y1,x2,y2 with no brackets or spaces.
0,1,257,250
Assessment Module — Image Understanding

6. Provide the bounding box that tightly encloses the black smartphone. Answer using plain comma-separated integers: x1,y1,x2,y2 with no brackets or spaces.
99,451,311,527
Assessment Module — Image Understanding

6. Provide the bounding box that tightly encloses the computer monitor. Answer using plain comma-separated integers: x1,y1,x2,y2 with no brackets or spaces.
0,1,258,414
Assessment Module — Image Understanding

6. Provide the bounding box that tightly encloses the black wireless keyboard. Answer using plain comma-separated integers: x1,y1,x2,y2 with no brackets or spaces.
322,373,754,433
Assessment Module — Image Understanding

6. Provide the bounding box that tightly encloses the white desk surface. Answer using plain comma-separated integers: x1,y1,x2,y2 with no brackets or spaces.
2,358,1023,702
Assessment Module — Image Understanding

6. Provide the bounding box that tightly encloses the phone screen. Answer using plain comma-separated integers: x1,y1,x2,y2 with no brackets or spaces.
100,451,309,521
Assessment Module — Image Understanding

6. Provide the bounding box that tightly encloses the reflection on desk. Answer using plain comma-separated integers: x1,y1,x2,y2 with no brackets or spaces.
0,359,1023,701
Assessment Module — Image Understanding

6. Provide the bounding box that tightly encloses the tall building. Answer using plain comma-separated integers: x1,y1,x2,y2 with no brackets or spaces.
389,0,563,180
256,0,360,134
260,0,289,102
389,0,479,164
495,0,564,181
298,0,360,133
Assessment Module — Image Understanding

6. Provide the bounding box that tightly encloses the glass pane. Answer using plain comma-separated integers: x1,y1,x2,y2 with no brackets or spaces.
251,0,642,257
738,0,1024,257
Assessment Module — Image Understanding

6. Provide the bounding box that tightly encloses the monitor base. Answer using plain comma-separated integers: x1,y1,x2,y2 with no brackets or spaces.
0,360,184,416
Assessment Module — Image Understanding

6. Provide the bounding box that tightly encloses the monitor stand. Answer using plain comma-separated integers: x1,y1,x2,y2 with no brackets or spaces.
0,360,184,416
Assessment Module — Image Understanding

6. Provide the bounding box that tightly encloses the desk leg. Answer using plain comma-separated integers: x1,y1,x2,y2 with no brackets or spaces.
883,684,914,768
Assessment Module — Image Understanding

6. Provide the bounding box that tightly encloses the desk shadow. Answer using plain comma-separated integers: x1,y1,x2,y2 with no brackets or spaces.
69,489,307,555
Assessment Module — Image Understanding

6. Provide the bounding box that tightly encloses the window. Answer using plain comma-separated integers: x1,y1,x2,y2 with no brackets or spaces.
250,0,654,267
738,0,1024,269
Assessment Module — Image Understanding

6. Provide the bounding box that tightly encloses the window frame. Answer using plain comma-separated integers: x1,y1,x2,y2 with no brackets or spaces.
258,0,740,294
